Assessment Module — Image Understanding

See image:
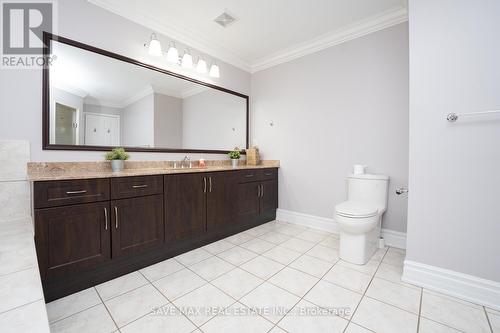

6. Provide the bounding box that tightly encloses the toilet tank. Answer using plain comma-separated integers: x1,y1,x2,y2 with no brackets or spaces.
347,174,389,211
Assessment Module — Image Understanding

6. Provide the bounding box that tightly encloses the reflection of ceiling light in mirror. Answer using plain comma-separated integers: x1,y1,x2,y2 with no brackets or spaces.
181,51,193,69
166,43,179,63
196,58,207,73
148,33,162,56
209,63,220,78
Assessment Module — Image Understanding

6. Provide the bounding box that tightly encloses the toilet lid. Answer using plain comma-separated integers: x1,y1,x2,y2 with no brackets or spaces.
335,201,378,218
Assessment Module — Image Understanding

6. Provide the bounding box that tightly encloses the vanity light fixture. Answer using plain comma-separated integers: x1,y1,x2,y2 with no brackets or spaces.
196,57,208,73
209,62,220,78
147,33,162,57
144,33,220,77
166,42,179,63
181,51,193,69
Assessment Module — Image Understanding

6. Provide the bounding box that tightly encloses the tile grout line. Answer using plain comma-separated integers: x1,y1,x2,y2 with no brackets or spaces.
94,286,121,331
484,306,495,333
341,246,389,333
416,287,423,332
196,222,334,332
0,297,43,317
140,269,203,331
0,265,36,279
271,254,345,331
175,254,278,331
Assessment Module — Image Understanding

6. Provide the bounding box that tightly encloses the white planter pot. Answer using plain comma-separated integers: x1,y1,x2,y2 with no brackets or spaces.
231,159,239,168
111,160,124,172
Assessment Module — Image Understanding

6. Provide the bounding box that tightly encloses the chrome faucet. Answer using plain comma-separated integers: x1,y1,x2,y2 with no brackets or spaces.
181,155,191,168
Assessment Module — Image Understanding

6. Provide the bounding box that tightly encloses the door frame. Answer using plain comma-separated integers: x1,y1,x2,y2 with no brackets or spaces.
53,101,81,145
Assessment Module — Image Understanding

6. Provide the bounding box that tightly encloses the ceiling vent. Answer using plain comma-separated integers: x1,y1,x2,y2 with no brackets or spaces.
214,12,236,28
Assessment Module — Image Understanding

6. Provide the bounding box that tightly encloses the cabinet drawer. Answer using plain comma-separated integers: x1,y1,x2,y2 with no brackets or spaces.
237,168,278,183
34,178,110,209
261,168,278,181
237,170,261,183
111,175,163,199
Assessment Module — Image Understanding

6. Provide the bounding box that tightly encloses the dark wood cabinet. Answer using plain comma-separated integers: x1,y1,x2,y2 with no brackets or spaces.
237,181,261,225
34,178,110,209
164,173,207,243
261,179,278,216
111,195,164,257
207,172,238,231
34,201,111,281
111,175,163,200
33,167,278,302
236,169,279,225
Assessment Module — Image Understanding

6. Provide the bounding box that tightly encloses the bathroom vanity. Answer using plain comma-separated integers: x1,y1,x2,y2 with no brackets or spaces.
32,32,273,301
30,164,278,301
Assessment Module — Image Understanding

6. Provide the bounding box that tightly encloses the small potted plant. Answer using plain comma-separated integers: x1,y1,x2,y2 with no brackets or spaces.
228,148,241,168
105,147,130,172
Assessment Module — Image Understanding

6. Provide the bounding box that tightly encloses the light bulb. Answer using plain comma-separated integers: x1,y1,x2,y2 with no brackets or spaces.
181,51,193,69
148,33,162,57
209,63,220,78
166,43,179,63
196,58,207,73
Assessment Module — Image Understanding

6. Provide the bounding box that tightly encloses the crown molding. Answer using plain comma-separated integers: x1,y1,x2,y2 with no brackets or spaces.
52,82,88,98
87,0,252,72
87,0,407,74
121,84,155,107
250,7,408,73
181,86,209,99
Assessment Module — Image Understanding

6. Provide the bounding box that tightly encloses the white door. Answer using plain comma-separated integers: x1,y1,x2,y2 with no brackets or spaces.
85,114,120,146
104,116,120,146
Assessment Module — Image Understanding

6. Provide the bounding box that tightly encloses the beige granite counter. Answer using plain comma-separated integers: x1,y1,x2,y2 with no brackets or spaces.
27,160,280,181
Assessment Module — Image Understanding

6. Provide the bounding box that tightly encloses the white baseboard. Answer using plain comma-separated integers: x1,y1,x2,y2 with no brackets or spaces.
276,208,339,233
403,260,500,311
381,229,406,249
276,208,406,249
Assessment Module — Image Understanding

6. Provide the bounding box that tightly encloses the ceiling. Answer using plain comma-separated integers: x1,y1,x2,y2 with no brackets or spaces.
88,0,408,73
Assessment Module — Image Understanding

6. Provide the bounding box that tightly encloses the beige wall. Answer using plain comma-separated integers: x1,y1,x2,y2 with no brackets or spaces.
251,23,409,233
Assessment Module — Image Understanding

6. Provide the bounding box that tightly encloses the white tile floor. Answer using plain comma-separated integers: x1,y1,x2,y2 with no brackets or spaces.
46,220,497,333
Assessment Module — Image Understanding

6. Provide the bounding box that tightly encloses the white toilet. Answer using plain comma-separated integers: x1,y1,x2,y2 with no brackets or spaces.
334,173,389,265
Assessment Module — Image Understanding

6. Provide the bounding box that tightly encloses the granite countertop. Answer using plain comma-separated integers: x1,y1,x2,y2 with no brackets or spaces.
27,160,280,181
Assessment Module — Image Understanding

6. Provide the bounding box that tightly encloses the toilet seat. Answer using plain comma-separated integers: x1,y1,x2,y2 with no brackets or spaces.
335,201,378,218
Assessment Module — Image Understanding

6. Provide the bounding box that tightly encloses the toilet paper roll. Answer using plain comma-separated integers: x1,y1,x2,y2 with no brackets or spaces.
353,164,365,175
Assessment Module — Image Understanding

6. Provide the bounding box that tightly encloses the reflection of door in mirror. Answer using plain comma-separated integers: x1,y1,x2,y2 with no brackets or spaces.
55,103,79,145
84,113,120,146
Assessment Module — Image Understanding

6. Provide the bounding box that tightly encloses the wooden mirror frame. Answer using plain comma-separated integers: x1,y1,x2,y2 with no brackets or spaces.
42,32,249,154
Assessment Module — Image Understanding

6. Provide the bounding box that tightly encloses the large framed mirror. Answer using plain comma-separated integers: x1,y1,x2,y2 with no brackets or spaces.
42,33,249,154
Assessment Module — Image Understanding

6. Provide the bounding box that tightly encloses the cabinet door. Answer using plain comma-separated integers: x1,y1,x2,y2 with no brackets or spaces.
260,179,278,217
237,181,261,225
111,194,164,257
34,202,111,281
207,172,238,231
165,173,207,243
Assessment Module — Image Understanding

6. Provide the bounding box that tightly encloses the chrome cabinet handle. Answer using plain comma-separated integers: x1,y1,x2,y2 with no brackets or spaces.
66,190,87,195
257,184,261,197
104,207,108,230
132,184,148,189
203,177,207,193
209,177,212,193
264,173,272,176
261,184,264,198
114,206,118,229
245,174,254,178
